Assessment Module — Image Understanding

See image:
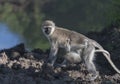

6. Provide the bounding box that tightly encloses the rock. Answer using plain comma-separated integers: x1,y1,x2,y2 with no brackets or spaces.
32,48,44,55
10,51,21,60
0,43,26,60
9,43,26,55
0,52,8,65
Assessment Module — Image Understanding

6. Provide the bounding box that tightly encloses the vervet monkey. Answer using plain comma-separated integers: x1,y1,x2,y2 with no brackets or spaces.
64,49,110,64
64,40,110,64
62,39,88,65
41,20,120,80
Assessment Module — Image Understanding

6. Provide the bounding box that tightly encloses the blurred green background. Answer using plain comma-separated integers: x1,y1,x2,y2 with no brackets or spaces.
0,0,120,50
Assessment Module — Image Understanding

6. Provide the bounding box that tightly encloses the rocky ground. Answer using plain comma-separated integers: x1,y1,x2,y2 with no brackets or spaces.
0,25,120,84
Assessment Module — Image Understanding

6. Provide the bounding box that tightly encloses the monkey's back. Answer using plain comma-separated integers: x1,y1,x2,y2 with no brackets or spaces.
51,27,88,46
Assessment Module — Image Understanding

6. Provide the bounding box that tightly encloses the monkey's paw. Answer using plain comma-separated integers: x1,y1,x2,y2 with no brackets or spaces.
87,72,99,81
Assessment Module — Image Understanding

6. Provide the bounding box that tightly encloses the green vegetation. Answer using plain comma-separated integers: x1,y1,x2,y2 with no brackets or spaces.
0,0,120,49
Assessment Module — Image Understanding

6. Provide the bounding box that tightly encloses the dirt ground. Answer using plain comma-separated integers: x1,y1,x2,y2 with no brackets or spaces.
0,25,120,84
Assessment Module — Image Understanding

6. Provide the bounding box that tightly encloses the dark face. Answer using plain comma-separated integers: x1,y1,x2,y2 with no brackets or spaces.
42,20,55,36
44,26,52,35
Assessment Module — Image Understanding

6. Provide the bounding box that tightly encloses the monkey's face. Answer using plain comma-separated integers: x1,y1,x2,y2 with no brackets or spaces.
43,26,52,35
41,20,55,36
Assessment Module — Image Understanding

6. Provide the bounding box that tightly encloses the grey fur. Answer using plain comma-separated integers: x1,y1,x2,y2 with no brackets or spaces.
41,20,120,80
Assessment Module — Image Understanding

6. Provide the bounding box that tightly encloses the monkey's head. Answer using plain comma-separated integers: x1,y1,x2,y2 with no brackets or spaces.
41,20,55,36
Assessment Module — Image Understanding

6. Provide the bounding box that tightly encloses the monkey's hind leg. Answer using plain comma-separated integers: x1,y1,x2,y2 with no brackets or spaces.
84,46,98,81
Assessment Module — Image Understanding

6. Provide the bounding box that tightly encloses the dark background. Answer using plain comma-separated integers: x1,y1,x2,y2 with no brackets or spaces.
0,0,120,50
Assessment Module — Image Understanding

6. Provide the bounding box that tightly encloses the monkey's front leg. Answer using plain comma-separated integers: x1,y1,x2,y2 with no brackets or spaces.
47,44,58,66
59,43,71,67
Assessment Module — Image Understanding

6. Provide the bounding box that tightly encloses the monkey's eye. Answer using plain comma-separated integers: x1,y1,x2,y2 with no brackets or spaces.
44,27,51,29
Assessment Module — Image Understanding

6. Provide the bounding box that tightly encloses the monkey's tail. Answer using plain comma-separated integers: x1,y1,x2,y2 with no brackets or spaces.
95,50,110,56
95,50,110,58
103,53,120,74
92,40,111,58
92,40,120,74
91,39,104,49
96,50,120,74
